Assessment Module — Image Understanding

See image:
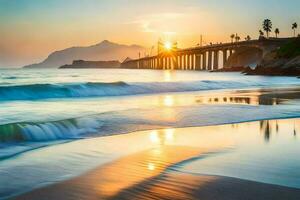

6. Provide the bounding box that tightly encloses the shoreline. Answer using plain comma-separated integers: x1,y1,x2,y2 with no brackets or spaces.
1,86,300,159
12,137,300,200
12,145,300,200
7,118,300,200
1,85,300,161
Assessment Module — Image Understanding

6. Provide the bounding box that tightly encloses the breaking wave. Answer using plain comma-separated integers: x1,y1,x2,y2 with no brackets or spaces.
0,117,103,142
0,80,269,101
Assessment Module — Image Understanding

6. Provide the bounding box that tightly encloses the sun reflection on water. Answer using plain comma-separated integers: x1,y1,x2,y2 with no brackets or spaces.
147,163,156,171
165,128,174,141
149,129,175,145
164,95,174,107
150,131,160,143
163,70,172,82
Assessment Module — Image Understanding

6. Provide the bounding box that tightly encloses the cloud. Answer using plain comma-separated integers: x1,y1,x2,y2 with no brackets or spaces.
127,12,187,34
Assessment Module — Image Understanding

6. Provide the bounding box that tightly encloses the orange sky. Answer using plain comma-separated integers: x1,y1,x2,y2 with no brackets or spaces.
0,0,299,67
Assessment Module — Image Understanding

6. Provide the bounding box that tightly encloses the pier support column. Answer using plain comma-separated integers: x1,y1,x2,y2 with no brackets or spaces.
152,59,155,69
190,54,194,70
192,54,195,70
181,54,186,70
174,56,178,70
186,54,190,70
202,52,207,70
194,54,197,70
208,51,212,71
195,55,201,70
164,57,168,70
165,57,168,70
175,56,179,70
158,58,161,69
223,50,227,67
177,55,181,70
213,50,219,70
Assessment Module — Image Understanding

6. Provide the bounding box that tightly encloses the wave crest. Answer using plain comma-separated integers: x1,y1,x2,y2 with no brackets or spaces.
0,80,257,101
0,118,103,142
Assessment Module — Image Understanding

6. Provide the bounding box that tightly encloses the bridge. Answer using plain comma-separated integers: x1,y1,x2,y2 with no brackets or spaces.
121,38,291,70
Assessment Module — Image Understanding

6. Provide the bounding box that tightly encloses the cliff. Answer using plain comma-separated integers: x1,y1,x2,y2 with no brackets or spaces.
59,60,120,69
244,38,300,76
23,40,145,69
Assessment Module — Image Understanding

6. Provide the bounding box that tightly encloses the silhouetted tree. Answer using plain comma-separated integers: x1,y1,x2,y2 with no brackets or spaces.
275,28,280,38
230,34,235,43
245,35,251,41
235,34,240,42
292,22,298,37
259,30,264,37
263,19,272,38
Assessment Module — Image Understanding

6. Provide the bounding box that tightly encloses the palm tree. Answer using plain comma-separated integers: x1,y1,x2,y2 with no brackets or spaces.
263,19,272,38
259,30,264,37
245,35,251,41
275,28,280,38
292,22,298,37
235,34,241,42
230,34,235,43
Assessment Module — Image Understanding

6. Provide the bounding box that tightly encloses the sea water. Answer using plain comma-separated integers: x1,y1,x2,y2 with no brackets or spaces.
1,68,300,198
0,68,300,156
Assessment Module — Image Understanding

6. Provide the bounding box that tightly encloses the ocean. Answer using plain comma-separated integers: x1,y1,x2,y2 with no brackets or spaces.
1,68,300,156
1,68,300,198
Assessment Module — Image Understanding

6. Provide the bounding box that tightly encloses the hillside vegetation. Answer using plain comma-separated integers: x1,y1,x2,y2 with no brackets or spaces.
277,37,300,58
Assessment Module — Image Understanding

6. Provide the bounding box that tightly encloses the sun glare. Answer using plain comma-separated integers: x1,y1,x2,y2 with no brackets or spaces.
164,41,172,50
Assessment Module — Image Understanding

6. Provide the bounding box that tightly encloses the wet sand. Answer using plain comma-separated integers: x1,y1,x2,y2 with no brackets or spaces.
13,148,300,200
13,137,300,200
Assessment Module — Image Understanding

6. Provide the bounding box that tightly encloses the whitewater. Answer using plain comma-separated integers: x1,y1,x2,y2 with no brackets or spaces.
0,68,300,159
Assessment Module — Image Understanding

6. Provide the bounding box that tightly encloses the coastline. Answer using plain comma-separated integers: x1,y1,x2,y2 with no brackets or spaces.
1,70,300,199
11,118,300,200
1,86,300,160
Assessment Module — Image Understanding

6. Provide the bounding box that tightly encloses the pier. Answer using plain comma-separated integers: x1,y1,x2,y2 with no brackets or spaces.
121,38,290,70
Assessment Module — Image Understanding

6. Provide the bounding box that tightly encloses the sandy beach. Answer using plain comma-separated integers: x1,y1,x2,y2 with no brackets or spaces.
11,118,300,200
13,145,300,200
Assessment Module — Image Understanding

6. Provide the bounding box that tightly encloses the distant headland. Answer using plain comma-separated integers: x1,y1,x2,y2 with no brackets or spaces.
59,60,120,69
23,40,144,69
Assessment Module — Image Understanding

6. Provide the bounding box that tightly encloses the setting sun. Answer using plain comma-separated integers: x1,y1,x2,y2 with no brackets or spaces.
164,41,172,51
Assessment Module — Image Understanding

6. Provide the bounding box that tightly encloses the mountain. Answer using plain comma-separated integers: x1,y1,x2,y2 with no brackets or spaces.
23,40,145,68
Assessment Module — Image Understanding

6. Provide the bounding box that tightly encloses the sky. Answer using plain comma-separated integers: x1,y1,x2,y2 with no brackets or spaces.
0,0,299,67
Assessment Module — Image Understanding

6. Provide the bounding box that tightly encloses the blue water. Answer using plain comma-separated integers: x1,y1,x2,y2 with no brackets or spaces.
1,68,300,198
0,68,300,146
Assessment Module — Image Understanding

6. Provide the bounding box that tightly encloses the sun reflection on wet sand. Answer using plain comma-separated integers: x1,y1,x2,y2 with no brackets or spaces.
93,146,208,199
13,118,300,200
